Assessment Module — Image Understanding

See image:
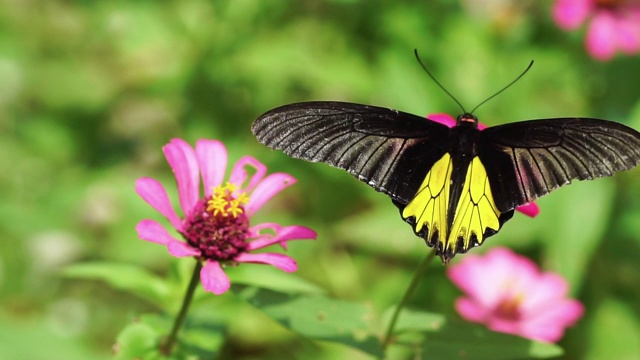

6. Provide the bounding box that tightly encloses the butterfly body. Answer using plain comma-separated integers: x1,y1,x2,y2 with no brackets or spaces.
252,101,640,262
393,117,515,261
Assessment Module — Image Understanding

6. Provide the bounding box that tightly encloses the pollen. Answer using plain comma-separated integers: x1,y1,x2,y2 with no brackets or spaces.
227,199,244,217
206,182,250,218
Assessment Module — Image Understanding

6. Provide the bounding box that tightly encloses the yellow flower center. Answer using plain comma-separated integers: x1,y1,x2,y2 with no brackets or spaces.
206,182,250,218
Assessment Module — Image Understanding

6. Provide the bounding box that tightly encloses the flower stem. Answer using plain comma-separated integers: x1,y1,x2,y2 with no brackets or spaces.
382,250,437,352
160,260,202,355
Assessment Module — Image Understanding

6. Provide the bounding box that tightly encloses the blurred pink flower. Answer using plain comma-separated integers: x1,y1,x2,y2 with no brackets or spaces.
135,138,316,295
447,247,584,342
552,0,640,61
427,113,540,217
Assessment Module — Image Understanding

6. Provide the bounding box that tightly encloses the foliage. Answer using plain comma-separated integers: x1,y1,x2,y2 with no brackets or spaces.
1,0,639,359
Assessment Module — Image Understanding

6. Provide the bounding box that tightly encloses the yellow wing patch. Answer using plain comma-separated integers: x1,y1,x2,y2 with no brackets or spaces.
402,154,502,259
448,157,501,254
402,153,452,243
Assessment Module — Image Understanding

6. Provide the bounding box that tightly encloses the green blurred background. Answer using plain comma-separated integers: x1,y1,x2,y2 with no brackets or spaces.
1,0,639,359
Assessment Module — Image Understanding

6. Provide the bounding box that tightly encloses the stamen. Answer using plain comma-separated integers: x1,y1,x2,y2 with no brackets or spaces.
205,196,226,214
227,199,244,217
206,183,250,218
235,192,249,205
224,182,238,193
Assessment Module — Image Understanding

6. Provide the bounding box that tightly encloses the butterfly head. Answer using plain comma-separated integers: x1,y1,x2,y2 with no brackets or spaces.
457,113,479,128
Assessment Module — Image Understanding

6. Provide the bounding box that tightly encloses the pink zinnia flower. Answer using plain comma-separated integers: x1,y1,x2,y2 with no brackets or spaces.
427,113,540,217
135,138,316,295
447,247,584,342
552,0,640,61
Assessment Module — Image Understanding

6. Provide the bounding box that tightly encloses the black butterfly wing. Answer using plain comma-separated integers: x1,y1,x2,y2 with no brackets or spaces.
479,118,640,213
252,101,450,204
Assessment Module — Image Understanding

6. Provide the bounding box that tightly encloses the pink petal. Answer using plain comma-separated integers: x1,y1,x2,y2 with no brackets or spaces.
135,178,183,231
485,248,538,276
163,138,200,217
520,273,569,312
455,297,488,323
449,247,584,343
427,113,457,128
135,219,180,245
448,256,494,301
448,248,539,309
135,219,200,257
486,319,523,339
427,112,488,130
586,12,618,61
520,326,564,343
487,249,541,295
248,222,281,238
196,139,228,197
449,253,509,308
246,223,280,249
519,300,584,342
200,260,231,295
552,0,592,30
247,223,285,249
247,224,317,250
262,224,317,244
616,14,640,54
229,156,267,194
515,202,540,217
167,241,201,257
235,253,298,272
529,299,583,327
245,173,297,217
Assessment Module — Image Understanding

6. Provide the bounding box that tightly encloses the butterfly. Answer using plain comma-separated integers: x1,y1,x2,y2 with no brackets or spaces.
251,102,640,263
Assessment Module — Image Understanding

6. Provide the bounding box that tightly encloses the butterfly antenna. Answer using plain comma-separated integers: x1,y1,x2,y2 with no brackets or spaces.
469,60,534,114
414,49,467,114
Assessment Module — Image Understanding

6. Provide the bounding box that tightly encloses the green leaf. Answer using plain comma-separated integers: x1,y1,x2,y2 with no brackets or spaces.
384,309,562,360
539,179,615,291
226,263,325,295
62,262,171,309
586,299,640,359
381,306,446,333
177,319,224,359
114,314,222,360
418,320,563,360
0,310,108,360
114,317,163,360
236,286,383,357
